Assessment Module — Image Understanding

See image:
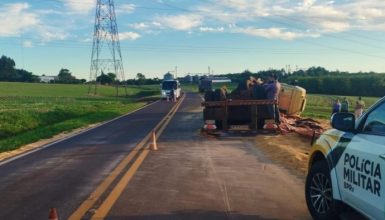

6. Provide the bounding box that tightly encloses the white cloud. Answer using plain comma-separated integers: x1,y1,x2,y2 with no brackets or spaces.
0,3,39,37
23,40,33,48
343,1,385,30
233,27,319,40
62,0,96,14
3,0,385,43
119,32,141,41
219,0,249,10
199,26,225,32
156,14,202,30
319,21,350,32
116,4,135,14
38,27,69,41
129,22,150,30
303,0,316,8
0,3,70,42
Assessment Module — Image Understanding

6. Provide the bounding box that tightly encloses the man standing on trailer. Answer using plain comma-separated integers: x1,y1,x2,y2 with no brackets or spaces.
264,73,281,124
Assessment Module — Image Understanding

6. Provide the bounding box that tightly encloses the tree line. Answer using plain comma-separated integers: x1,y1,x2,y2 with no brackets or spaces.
0,55,86,84
2,53,384,96
0,55,162,85
0,56,38,82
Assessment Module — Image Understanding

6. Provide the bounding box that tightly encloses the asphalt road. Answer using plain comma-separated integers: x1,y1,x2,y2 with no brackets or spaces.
0,100,175,220
104,93,312,220
2,92,364,220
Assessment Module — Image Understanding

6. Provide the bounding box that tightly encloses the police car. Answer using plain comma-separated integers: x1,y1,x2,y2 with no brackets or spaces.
305,97,385,220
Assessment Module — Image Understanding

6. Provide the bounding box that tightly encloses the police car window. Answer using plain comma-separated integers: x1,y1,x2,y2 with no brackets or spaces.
363,102,385,134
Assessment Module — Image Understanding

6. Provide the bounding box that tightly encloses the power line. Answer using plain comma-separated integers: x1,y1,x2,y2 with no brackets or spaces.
2,0,385,60
152,1,385,60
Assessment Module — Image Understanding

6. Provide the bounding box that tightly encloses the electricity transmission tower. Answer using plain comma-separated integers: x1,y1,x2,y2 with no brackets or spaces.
88,0,127,96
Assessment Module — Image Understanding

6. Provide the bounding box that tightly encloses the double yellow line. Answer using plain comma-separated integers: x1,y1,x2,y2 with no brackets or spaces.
69,94,185,220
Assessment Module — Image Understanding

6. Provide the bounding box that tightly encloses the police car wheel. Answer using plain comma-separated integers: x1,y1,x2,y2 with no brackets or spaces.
305,160,341,220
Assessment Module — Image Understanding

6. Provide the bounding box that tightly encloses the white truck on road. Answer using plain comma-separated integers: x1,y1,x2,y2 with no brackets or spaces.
161,80,181,100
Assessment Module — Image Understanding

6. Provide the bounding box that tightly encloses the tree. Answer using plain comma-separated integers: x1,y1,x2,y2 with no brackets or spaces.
136,73,146,85
16,69,38,82
107,73,116,81
97,72,113,85
57,68,76,83
240,70,252,80
0,55,17,81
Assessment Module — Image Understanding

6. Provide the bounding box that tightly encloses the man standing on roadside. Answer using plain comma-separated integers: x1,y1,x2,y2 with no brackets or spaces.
355,96,365,118
332,99,341,115
264,73,281,124
341,97,349,112
169,87,175,102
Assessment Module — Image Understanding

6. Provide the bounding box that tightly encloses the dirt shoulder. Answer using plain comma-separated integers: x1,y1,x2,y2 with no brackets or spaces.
254,119,331,179
254,133,311,179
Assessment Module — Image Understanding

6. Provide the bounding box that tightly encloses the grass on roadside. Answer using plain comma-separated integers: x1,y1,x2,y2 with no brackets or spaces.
0,82,159,152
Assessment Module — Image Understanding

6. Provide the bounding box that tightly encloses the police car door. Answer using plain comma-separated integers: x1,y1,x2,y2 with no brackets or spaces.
337,101,385,219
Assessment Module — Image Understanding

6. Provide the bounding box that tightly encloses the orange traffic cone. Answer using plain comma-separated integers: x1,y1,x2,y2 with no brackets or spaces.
150,131,158,151
48,208,59,220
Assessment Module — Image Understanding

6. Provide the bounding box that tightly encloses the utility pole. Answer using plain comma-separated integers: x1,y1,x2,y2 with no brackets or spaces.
88,0,127,96
175,66,178,79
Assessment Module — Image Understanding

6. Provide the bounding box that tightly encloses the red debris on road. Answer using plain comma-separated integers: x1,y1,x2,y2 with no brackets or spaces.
279,114,326,138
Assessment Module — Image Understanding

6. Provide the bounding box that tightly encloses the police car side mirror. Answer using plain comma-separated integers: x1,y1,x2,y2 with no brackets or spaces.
331,113,355,132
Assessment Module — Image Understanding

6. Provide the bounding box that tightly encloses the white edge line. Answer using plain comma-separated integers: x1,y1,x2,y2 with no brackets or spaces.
0,99,161,167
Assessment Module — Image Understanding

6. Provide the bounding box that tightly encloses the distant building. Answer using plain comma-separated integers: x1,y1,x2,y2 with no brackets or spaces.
39,75,58,83
198,76,231,92
163,72,174,80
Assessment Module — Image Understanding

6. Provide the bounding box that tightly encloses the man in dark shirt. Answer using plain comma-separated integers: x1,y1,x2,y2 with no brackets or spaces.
264,74,281,124
252,78,267,129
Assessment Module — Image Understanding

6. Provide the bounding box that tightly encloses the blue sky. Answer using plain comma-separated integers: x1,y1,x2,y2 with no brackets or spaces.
1,0,385,80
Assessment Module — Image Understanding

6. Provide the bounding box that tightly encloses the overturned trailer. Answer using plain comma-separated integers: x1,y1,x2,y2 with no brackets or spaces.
202,78,306,131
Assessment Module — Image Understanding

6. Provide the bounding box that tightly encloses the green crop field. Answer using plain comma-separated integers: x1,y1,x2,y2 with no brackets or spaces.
302,94,380,119
0,82,159,152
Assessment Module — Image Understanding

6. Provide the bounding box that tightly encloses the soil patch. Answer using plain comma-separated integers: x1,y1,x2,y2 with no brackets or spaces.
254,119,330,179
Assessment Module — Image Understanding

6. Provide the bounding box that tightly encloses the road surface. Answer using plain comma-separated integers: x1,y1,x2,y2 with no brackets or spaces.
0,93,315,220
0,100,175,220
103,93,311,220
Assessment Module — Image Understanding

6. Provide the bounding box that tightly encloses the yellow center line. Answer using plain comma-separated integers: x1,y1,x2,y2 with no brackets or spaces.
68,95,185,220
91,149,150,220
67,141,146,220
90,94,185,220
